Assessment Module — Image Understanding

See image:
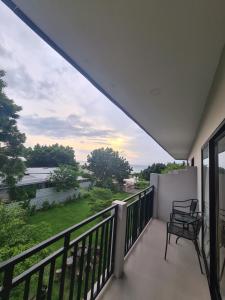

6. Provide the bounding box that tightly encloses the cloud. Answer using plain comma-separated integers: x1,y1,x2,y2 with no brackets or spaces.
0,1,174,165
5,65,56,101
21,114,114,138
0,44,12,58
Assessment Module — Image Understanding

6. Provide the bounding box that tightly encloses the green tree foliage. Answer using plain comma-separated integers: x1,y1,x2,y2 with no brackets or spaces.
25,144,77,167
88,187,113,215
135,180,149,190
87,148,132,188
140,162,185,179
0,70,26,193
140,163,166,180
49,165,79,191
10,185,37,210
0,203,50,273
161,162,185,174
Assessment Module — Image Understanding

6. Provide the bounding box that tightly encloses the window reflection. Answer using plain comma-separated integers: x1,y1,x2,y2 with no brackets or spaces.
203,145,210,270
218,137,225,298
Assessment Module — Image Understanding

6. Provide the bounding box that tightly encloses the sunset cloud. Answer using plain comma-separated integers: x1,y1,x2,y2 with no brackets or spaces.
0,2,174,165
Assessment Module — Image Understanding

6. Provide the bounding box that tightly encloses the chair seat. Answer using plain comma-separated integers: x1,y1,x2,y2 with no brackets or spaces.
168,223,195,240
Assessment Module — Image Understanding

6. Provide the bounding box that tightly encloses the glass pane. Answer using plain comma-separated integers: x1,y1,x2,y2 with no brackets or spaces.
218,136,225,298
202,145,210,270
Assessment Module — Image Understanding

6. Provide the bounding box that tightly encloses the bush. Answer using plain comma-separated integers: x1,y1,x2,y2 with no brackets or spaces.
27,205,36,216
0,203,51,275
81,191,90,199
50,165,78,191
10,185,37,209
89,187,113,200
88,187,113,216
41,200,51,211
135,180,149,190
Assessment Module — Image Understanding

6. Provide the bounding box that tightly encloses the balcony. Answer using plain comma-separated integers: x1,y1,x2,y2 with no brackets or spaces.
0,185,210,300
99,219,210,300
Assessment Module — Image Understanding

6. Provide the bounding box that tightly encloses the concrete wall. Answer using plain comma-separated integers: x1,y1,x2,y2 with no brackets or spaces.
0,180,91,208
0,189,9,202
188,48,225,201
30,187,79,209
151,167,197,222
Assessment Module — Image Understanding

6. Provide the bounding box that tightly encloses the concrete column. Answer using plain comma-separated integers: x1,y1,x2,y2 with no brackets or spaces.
112,200,127,278
150,173,159,218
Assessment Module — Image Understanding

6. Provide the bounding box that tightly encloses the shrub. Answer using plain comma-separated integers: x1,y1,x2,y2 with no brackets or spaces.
0,203,51,275
88,187,113,216
27,204,36,216
10,185,37,209
135,180,149,190
89,187,113,200
50,165,79,191
41,200,51,211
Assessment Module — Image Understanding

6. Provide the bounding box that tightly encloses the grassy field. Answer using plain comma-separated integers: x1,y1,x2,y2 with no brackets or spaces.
28,191,130,243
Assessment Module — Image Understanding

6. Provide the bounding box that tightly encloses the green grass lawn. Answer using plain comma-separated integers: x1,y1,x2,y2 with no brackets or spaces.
28,191,130,244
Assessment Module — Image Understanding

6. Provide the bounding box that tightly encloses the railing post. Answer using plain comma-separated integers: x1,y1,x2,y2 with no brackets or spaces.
150,173,159,218
112,200,127,278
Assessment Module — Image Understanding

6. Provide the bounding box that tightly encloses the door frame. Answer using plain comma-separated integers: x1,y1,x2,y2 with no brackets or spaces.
201,119,225,299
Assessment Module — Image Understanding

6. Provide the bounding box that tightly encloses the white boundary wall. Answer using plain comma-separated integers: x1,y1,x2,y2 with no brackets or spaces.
30,187,79,209
151,167,197,222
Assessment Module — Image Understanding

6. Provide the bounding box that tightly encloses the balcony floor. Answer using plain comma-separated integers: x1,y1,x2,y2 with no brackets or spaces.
98,219,210,300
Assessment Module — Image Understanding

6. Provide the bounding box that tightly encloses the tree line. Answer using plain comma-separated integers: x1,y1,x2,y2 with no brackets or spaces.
0,69,185,199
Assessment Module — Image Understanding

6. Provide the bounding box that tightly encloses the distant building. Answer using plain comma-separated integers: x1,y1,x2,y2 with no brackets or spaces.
0,167,91,208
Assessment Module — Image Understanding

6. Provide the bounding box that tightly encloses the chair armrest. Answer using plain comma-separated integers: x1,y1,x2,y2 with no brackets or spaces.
167,221,186,228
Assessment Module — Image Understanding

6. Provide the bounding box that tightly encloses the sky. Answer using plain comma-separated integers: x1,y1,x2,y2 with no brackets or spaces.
0,2,174,166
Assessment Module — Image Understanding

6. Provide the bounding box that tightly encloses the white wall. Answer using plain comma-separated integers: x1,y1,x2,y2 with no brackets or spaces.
0,189,9,202
188,48,225,201
151,167,197,222
30,187,79,209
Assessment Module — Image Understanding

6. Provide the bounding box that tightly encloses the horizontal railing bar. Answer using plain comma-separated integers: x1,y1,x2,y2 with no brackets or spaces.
69,214,114,247
127,193,146,208
0,215,115,292
0,248,64,293
0,204,117,271
123,185,153,202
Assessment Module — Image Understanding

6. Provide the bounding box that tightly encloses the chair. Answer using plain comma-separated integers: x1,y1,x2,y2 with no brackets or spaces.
164,213,203,274
172,199,198,217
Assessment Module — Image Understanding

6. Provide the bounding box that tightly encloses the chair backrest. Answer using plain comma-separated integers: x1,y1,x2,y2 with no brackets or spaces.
190,199,198,214
192,215,203,238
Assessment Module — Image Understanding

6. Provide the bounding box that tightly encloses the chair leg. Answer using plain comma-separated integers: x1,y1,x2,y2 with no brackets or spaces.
220,258,225,281
164,232,169,260
169,233,171,244
194,240,203,274
176,236,180,244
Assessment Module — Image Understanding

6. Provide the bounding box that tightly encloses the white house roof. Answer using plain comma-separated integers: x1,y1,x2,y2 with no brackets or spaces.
0,167,88,188
3,1,225,159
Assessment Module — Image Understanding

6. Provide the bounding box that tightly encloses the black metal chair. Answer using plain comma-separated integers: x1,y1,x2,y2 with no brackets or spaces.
172,199,198,217
164,213,203,274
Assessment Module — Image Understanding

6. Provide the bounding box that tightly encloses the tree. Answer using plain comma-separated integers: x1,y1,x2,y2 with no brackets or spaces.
161,161,185,174
49,165,79,191
140,163,166,180
25,144,77,167
0,203,50,298
0,70,26,196
0,202,50,273
87,148,132,188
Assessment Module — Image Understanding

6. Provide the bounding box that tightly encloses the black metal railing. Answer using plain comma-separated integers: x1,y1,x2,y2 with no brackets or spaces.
0,205,118,300
124,186,154,256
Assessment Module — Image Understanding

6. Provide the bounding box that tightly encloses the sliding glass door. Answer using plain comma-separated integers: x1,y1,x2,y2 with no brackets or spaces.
202,145,210,274
216,135,225,299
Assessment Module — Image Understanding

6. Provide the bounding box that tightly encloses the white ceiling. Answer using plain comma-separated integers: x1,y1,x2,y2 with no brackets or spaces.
7,0,225,159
